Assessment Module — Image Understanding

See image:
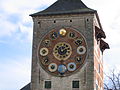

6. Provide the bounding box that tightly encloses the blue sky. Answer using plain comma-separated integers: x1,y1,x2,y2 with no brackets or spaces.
0,0,120,90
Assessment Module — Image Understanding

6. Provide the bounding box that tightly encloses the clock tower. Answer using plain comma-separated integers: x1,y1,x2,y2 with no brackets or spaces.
21,0,109,90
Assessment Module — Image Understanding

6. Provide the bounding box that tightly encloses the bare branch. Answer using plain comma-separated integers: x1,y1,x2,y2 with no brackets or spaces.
104,69,120,90
104,83,109,90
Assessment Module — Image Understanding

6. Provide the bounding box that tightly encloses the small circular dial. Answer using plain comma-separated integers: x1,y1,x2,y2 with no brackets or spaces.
75,38,83,46
68,32,75,38
40,48,49,56
67,62,76,71
42,57,50,65
58,64,67,74
53,42,72,61
77,46,86,55
48,63,57,72
38,28,87,77
59,29,67,36
43,39,51,47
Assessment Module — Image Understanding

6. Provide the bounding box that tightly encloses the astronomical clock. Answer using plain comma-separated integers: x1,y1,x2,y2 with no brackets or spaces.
38,28,87,77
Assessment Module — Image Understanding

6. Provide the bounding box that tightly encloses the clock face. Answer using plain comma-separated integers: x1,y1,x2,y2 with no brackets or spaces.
38,28,87,77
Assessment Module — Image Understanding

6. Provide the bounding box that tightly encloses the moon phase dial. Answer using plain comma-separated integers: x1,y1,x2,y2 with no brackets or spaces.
38,28,87,77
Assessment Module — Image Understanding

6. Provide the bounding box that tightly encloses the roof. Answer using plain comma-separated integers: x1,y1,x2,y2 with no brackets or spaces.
30,0,96,16
20,83,30,90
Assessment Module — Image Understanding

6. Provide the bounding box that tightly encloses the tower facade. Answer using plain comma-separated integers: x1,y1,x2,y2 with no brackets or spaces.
28,0,109,90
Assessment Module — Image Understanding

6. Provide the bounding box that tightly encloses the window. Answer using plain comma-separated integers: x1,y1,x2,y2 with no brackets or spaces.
39,70,40,84
96,84,98,90
96,79,98,90
70,20,72,22
38,21,40,24
45,81,51,89
98,64,100,73
54,20,56,23
72,81,79,88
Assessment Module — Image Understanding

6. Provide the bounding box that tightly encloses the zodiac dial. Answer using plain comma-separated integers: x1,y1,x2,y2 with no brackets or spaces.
38,28,87,77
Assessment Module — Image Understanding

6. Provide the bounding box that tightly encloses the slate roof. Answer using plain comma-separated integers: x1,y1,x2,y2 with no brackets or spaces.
20,83,30,90
30,0,96,16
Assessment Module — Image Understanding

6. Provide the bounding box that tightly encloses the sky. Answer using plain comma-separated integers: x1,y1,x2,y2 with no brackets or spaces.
0,0,120,90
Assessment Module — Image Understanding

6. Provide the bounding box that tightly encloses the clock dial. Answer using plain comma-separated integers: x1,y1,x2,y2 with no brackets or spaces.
42,57,50,65
40,48,49,56
77,46,86,55
68,32,75,38
67,62,76,71
38,28,87,77
48,63,57,72
53,42,72,61
75,38,83,46
50,32,58,39
75,56,82,63
43,39,51,47
58,64,67,74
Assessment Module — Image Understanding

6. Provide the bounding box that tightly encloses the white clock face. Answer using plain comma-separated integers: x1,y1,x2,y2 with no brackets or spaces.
38,28,87,77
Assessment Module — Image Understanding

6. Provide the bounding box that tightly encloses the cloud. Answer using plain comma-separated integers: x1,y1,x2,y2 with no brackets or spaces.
0,57,31,90
0,13,32,43
0,0,57,14
0,0,57,42
0,20,18,37
18,23,33,42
